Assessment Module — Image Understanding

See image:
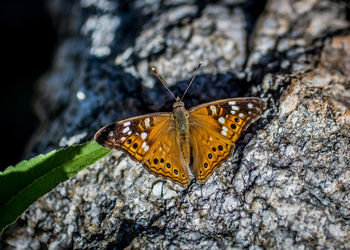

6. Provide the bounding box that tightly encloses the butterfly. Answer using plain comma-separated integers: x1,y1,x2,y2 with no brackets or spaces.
94,62,266,186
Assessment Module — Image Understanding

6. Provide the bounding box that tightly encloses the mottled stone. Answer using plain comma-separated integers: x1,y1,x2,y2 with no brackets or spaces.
2,0,350,249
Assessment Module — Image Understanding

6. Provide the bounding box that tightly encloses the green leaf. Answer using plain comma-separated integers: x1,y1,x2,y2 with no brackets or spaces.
0,141,112,234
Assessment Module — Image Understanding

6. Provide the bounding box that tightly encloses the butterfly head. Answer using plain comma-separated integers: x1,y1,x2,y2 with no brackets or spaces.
173,96,186,113
173,96,184,108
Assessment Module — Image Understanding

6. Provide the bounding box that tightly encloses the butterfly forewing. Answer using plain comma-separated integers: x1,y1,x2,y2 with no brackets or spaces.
94,113,190,186
95,113,170,160
188,98,266,183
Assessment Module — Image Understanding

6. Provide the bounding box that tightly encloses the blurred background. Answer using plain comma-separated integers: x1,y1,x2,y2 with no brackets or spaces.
0,0,57,169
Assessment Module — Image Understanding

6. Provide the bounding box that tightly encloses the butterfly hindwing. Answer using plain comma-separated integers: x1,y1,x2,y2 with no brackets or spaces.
142,123,190,186
188,98,266,183
189,123,235,183
94,113,190,186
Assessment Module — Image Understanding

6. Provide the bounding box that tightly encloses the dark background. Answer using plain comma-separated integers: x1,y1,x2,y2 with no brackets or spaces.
0,0,57,170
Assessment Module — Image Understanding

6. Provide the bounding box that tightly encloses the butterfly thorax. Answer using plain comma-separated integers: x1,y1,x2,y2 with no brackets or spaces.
173,99,191,165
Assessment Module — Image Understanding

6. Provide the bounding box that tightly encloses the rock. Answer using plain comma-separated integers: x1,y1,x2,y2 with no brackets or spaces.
2,0,350,249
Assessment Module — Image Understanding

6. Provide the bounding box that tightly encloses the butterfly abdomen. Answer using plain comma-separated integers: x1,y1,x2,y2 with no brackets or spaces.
177,131,190,165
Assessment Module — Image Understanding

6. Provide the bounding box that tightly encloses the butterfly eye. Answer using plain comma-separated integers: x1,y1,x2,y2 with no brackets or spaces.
208,153,212,159
160,158,164,163
166,163,171,168
132,143,138,149
230,124,237,129
204,163,208,168
153,158,159,164
174,169,178,175
218,145,223,151
212,147,216,152
234,118,240,123
127,139,132,144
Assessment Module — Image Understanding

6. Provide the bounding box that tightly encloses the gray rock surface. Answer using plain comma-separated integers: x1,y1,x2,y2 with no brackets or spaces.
2,0,350,249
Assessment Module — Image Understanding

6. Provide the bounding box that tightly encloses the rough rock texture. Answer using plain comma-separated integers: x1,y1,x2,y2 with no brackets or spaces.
2,0,350,249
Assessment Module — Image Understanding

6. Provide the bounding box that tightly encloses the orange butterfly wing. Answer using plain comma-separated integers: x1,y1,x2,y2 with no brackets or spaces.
94,113,190,186
188,98,266,183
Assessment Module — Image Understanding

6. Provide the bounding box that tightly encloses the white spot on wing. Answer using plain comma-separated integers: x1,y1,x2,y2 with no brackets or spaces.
222,126,228,131
142,142,147,149
145,118,150,128
124,121,131,126
239,113,244,118
229,101,236,105
127,131,132,135
221,130,227,136
247,103,253,109
121,137,126,141
144,145,149,151
218,117,225,124
231,106,239,110
122,127,130,133
141,132,147,140
231,110,236,115
108,131,114,137
210,105,217,114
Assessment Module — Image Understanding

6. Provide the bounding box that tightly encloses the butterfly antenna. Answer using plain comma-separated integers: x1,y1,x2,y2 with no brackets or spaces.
180,61,202,102
152,67,177,102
